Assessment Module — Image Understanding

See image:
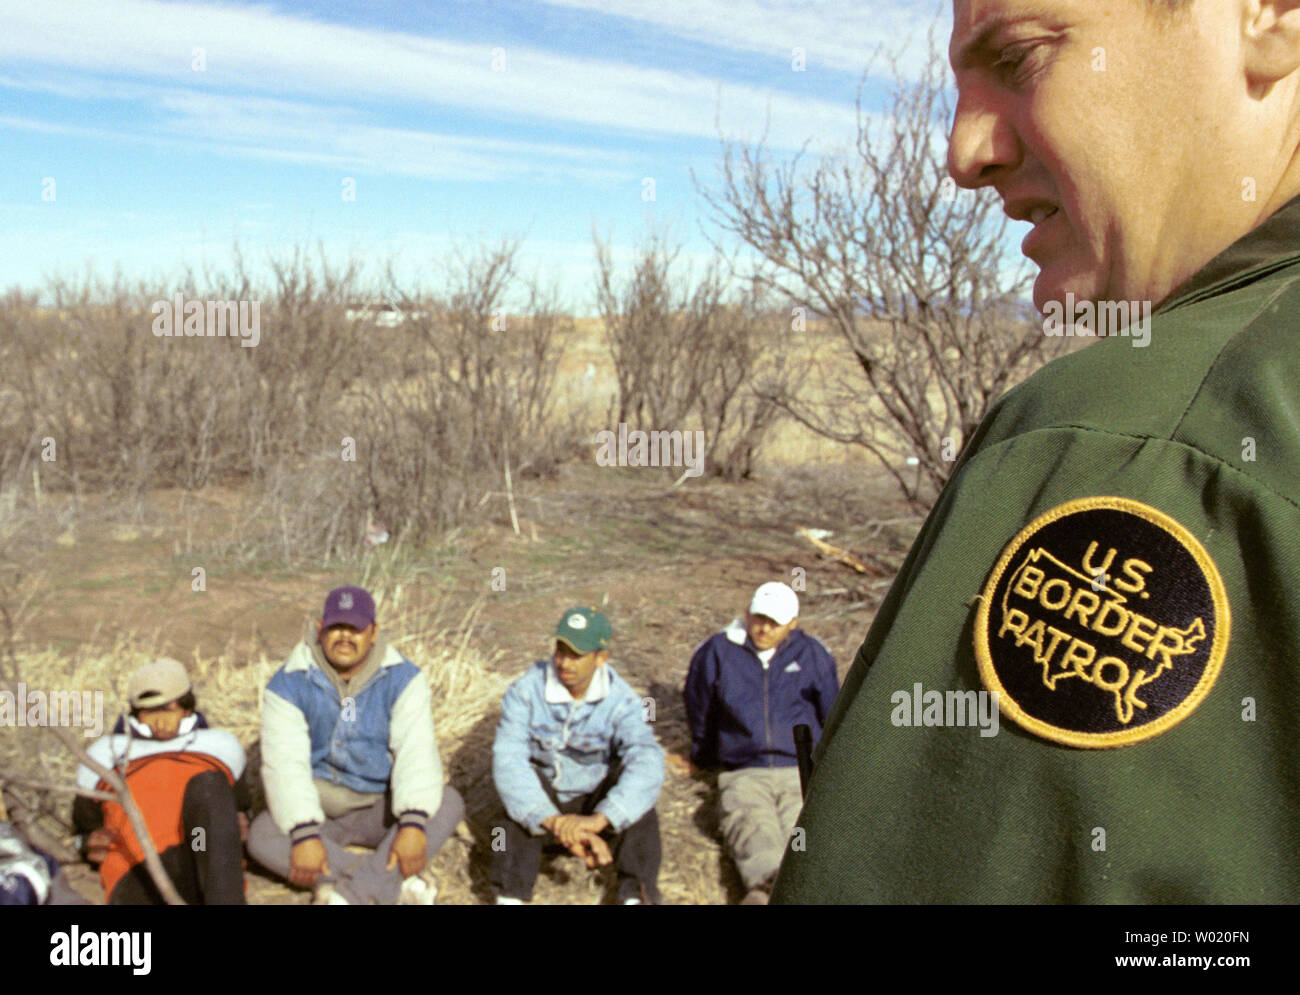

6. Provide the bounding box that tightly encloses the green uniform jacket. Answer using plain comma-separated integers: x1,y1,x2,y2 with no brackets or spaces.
773,196,1300,904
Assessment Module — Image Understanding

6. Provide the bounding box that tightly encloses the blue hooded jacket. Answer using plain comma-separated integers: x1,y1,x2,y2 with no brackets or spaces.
685,620,839,771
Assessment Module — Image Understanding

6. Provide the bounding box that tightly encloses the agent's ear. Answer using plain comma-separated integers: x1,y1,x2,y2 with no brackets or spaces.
595,650,611,666
1244,1,1300,86
788,618,800,631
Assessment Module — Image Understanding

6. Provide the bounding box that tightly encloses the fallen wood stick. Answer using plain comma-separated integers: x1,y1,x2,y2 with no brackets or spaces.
796,527,879,576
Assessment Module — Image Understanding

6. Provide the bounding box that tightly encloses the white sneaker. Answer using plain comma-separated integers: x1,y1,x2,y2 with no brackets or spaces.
494,895,525,905
398,871,438,906
312,883,350,905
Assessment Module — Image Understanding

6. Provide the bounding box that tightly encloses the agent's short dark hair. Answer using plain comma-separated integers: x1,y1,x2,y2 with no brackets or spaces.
129,690,197,719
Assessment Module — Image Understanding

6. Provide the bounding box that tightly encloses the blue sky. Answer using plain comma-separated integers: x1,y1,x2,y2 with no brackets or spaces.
1,0,953,312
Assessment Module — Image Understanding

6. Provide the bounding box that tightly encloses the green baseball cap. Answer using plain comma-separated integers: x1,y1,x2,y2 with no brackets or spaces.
554,606,612,654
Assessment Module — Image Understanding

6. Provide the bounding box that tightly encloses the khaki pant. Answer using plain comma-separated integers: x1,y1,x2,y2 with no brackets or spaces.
718,766,803,890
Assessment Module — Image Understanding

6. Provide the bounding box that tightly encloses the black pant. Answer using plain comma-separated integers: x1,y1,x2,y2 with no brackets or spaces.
490,768,661,904
110,770,246,905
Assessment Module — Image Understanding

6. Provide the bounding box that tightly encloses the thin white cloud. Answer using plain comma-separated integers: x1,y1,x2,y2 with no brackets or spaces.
0,72,163,102
0,0,859,147
0,114,124,140
0,96,633,185
152,90,637,183
535,0,948,77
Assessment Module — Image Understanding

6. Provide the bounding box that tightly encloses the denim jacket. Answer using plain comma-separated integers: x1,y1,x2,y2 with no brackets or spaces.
493,659,664,835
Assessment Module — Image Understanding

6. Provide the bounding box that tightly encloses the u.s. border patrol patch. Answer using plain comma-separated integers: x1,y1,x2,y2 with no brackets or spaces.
974,496,1229,748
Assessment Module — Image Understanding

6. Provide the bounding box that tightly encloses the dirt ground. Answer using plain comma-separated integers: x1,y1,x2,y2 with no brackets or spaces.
4,458,921,905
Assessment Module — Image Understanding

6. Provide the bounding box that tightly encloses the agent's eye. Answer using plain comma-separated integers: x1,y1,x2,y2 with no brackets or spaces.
991,41,1044,84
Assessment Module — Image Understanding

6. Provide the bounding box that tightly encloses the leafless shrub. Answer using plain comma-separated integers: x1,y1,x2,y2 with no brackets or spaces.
698,33,1062,509
240,247,380,479
362,240,576,539
0,240,578,566
593,231,787,481
0,248,380,503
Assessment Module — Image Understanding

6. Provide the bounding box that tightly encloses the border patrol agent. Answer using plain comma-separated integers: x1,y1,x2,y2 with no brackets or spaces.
774,0,1300,903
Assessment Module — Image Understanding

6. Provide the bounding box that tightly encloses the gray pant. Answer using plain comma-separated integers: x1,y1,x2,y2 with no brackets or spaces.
718,766,803,890
248,785,464,905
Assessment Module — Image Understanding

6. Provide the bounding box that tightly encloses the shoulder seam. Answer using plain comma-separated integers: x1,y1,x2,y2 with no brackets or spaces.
1170,273,1300,440
974,422,1300,515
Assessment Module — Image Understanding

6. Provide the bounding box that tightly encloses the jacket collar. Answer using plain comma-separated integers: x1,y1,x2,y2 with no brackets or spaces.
724,618,749,646
125,713,200,739
724,618,799,658
1159,192,1300,314
544,659,612,704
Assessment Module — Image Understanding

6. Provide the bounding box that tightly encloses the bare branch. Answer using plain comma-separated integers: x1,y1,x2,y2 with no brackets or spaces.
0,774,117,803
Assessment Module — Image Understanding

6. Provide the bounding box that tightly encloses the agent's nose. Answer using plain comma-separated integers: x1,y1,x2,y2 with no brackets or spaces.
947,82,1020,191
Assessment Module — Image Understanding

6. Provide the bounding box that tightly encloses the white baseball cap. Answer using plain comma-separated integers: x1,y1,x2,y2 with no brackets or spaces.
749,582,799,626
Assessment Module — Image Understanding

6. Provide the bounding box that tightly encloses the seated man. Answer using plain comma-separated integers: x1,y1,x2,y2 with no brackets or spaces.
72,656,247,904
490,607,664,905
248,585,464,905
682,581,839,904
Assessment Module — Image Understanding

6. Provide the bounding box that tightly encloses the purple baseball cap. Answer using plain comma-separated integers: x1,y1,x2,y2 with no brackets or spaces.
321,585,376,630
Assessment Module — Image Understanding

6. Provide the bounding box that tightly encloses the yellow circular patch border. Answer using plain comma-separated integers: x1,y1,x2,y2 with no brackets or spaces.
974,496,1230,749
